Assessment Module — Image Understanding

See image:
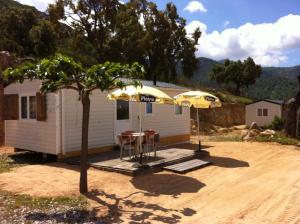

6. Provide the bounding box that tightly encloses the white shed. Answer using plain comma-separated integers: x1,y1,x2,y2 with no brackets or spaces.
4,80,191,158
245,100,284,127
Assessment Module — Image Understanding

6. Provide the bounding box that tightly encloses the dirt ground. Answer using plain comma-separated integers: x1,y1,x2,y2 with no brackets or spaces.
0,146,15,155
0,141,300,224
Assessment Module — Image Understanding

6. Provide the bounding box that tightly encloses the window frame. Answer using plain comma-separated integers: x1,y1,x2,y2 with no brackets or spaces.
116,100,130,120
174,104,183,115
257,108,262,117
145,102,153,116
19,94,37,121
263,108,268,117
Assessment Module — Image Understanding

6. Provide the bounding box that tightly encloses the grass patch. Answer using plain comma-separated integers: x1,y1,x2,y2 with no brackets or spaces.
208,135,243,142
0,190,90,223
254,132,299,145
0,154,22,173
0,190,87,211
0,152,57,174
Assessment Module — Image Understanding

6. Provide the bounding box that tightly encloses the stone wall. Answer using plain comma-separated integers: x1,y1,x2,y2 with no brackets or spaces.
191,103,245,127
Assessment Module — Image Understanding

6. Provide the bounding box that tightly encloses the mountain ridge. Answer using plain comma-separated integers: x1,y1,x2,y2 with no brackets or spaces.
189,57,299,100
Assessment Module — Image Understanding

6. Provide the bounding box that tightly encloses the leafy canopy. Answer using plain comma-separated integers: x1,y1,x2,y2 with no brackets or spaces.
0,6,56,58
209,57,262,95
48,0,201,82
4,54,144,94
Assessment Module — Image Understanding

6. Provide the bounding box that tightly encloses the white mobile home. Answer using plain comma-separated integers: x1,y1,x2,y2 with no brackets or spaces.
245,100,284,126
4,80,190,158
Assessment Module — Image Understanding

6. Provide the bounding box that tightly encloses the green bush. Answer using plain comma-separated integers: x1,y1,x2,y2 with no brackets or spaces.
264,116,285,131
254,132,298,145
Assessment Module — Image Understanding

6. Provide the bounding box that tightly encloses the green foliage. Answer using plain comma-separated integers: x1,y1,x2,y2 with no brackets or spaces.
0,190,87,219
182,57,298,101
263,116,285,131
29,20,57,58
254,132,299,145
0,154,17,173
0,2,56,58
208,135,243,142
4,54,144,93
47,0,201,82
209,57,262,95
244,75,297,100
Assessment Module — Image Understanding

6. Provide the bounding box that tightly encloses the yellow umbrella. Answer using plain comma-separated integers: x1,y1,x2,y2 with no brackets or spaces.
108,85,173,163
174,91,222,150
108,85,174,104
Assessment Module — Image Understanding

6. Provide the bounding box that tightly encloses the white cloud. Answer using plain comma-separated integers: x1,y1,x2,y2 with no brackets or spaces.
184,1,207,13
223,21,230,28
185,20,207,36
16,0,54,11
192,14,300,66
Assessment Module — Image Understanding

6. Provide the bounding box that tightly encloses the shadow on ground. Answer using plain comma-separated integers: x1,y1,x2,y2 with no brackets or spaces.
85,189,197,224
8,151,56,164
131,173,205,197
25,209,95,223
164,142,213,150
210,156,249,168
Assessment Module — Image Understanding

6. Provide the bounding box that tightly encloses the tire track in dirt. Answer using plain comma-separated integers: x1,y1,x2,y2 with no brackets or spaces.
275,179,300,224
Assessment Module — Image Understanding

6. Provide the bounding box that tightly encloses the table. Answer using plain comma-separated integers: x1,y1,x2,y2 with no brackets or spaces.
131,132,145,164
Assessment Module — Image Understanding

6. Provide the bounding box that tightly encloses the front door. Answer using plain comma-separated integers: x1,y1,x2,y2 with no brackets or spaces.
115,100,131,142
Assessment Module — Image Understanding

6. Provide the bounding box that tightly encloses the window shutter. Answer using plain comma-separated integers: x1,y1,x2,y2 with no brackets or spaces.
4,94,19,120
36,92,47,121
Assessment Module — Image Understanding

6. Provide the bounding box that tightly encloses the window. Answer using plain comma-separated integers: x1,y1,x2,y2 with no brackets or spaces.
29,96,37,119
117,100,129,120
257,108,268,117
20,96,37,119
21,96,28,119
146,102,153,114
263,108,268,116
175,105,182,115
257,109,262,116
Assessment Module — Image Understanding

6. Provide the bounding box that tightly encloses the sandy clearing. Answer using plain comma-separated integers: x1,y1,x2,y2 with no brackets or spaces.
0,146,15,155
0,141,300,223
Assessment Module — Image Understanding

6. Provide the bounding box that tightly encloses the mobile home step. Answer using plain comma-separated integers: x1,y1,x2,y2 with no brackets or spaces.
164,159,211,173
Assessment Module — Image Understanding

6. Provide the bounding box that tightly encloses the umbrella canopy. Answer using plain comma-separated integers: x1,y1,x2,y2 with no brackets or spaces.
174,91,221,109
174,90,221,151
108,85,174,104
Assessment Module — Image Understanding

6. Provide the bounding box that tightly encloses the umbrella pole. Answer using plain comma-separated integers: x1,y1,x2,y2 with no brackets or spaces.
139,103,143,164
197,108,201,151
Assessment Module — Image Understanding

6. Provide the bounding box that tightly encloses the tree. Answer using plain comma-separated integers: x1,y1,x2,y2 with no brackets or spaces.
29,20,57,58
285,75,300,137
141,2,201,83
0,52,15,146
4,54,144,193
209,57,262,95
47,0,201,83
0,7,57,58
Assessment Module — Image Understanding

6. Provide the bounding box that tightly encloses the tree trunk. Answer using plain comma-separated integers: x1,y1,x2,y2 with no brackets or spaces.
0,82,4,146
285,75,300,137
80,92,90,194
235,83,241,96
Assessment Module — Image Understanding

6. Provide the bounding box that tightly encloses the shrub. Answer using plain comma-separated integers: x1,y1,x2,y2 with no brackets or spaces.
264,116,285,131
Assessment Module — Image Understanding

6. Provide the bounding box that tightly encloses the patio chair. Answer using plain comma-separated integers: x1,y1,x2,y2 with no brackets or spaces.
118,133,136,160
144,130,156,157
154,133,160,157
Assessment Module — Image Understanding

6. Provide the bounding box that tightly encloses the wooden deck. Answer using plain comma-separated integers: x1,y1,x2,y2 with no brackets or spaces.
65,143,210,175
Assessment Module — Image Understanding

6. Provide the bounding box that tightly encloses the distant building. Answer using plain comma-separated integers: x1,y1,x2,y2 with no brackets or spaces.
245,100,284,126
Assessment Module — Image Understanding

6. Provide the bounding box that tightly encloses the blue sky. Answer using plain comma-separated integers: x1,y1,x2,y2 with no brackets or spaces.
16,0,300,67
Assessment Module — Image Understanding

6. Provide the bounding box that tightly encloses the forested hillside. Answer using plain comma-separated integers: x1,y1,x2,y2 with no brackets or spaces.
189,58,299,100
